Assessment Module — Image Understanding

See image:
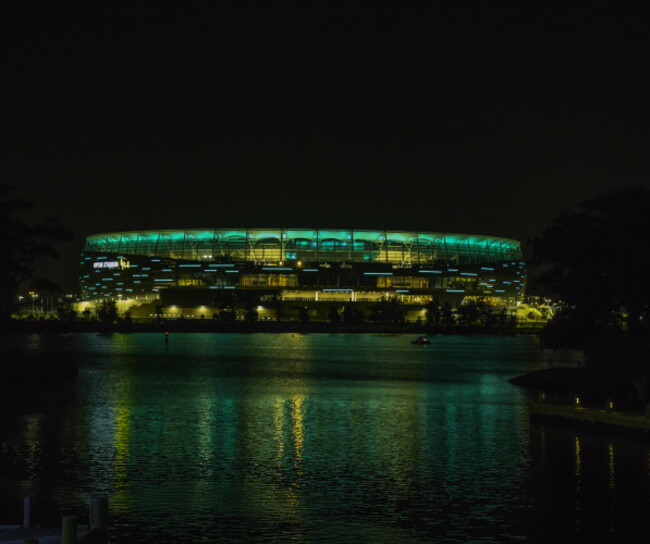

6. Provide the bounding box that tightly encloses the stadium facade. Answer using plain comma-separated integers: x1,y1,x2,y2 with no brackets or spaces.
79,229,526,320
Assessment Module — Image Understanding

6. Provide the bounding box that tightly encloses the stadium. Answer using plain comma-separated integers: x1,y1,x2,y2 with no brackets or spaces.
78,229,526,321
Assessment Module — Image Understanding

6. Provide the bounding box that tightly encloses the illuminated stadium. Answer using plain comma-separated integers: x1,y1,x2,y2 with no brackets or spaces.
79,229,526,320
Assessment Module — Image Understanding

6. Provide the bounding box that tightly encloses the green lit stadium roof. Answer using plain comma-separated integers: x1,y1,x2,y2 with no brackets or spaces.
86,228,521,251
83,228,522,266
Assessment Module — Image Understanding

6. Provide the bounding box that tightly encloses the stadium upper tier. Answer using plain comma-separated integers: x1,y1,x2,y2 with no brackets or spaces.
85,229,522,265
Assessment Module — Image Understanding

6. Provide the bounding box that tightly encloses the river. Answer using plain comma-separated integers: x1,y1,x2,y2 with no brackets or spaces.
0,333,648,543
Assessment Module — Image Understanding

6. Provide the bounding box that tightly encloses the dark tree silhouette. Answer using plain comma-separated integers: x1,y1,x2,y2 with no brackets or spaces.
533,188,650,334
533,188,650,408
440,302,456,328
57,298,77,321
245,306,259,322
97,300,118,323
268,294,284,321
328,306,341,323
457,301,479,327
0,183,71,320
424,299,442,326
298,306,310,323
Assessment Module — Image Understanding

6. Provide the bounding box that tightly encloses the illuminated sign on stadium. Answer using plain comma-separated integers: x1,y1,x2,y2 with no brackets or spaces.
93,258,130,269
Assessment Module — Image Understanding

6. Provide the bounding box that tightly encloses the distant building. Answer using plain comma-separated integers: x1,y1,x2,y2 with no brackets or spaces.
78,229,526,320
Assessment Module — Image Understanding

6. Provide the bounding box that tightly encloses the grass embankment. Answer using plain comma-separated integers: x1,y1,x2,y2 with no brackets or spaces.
529,403,650,436
510,367,650,438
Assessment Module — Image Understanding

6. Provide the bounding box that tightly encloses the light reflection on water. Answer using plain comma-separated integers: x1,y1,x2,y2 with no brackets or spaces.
0,333,648,543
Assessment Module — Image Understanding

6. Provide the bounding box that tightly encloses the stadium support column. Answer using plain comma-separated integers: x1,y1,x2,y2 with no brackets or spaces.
384,230,388,263
349,231,353,262
280,228,284,262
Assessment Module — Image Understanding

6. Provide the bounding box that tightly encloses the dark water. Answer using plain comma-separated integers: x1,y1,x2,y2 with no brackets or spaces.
0,333,648,543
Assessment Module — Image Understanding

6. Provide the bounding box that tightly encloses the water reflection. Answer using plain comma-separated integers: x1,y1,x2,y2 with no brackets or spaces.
111,370,133,513
529,422,650,543
608,443,615,491
0,333,648,543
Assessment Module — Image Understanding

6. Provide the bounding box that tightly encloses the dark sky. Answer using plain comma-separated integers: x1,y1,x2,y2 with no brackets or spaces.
3,1,649,290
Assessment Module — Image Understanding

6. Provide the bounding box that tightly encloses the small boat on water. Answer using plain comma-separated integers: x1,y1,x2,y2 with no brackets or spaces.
411,336,431,345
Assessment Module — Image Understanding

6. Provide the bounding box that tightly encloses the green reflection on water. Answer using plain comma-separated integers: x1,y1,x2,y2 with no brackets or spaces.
98,333,434,530
6,334,650,542
112,370,133,514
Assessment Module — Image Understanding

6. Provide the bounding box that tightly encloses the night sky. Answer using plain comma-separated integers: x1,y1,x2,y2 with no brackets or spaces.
3,1,649,291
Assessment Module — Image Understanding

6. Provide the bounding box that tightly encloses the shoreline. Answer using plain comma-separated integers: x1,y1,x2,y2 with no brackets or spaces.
1,320,541,335
509,367,586,390
530,402,650,438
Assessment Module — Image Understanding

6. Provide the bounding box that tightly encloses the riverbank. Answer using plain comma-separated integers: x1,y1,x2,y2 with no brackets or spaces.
1,319,541,335
530,402,650,438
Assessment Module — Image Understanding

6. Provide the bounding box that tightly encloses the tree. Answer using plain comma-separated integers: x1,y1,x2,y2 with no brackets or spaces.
369,299,405,323
533,188,650,407
57,298,77,321
298,306,310,323
97,300,118,323
328,306,341,323
474,298,493,328
424,299,442,326
268,294,284,321
440,302,456,328
457,300,479,327
0,184,71,320
237,291,260,322
484,306,500,328
245,306,259,322
533,188,650,334
123,310,134,326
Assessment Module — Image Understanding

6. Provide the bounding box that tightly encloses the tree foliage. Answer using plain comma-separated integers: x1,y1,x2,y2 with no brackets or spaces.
533,188,650,333
424,299,442,326
0,183,71,319
57,298,77,321
298,306,310,322
328,306,341,323
97,300,118,323
533,188,650,407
